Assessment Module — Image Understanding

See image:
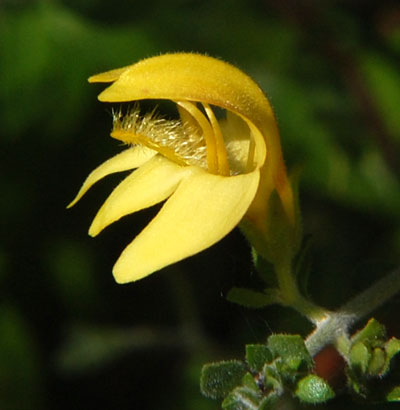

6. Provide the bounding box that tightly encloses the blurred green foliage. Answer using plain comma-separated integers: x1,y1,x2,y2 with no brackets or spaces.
1,0,400,409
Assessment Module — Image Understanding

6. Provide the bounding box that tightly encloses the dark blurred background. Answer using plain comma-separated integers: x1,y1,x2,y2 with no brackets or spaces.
1,0,400,409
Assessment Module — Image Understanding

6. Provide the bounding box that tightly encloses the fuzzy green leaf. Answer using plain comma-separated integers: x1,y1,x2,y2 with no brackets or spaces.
241,372,259,390
263,364,283,392
222,385,265,410
200,360,247,399
295,374,335,403
246,344,273,372
267,334,312,372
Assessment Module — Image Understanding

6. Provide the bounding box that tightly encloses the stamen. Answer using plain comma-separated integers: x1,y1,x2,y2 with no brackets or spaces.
177,105,202,137
175,101,219,174
246,138,256,173
110,105,207,168
202,103,230,176
108,104,251,177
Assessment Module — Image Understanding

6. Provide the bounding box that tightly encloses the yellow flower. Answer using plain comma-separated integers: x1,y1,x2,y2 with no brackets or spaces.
68,53,294,283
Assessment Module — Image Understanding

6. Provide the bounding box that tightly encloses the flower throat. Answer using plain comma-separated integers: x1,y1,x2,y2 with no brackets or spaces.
110,101,234,176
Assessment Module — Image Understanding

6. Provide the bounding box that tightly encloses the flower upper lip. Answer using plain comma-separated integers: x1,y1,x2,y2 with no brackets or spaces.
89,53,268,172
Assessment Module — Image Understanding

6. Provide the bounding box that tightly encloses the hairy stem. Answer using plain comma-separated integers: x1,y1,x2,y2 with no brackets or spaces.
305,267,400,356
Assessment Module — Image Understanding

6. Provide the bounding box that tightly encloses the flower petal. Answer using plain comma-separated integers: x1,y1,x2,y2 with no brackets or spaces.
112,170,260,283
93,54,269,136
67,146,156,208
89,156,195,236
88,66,130,83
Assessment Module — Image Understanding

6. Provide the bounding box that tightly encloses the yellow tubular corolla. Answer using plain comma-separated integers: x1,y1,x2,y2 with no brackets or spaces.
68,53,295,283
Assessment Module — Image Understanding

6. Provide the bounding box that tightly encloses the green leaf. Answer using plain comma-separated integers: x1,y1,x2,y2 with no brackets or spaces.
295,374,335,403
246,344,273,372
227,287,281,309
351,318,386,347
350,342,370,374
267,334,312,372
260,365,285,405
200,360,247,399
241,372,259,390
387,386,400,402
263,364,283,392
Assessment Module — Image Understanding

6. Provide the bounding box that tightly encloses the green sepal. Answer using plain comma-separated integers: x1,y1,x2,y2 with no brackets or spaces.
267,334,313,373
251,248,278,287
240,170,302,267
227,287,282,309
200,360,247,399
351,318,386,347
387,386,400,402
246,344,273,372
295,374,335,403
260,188,301,265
